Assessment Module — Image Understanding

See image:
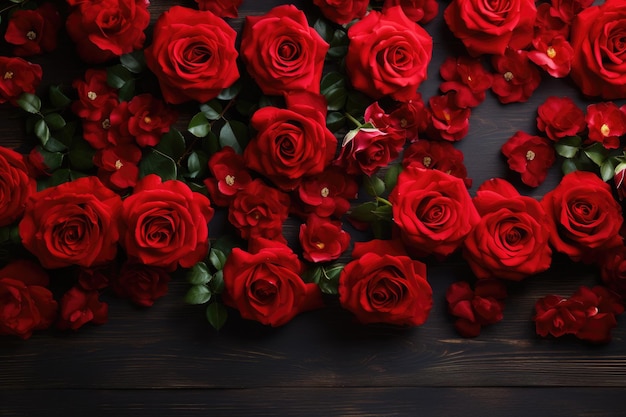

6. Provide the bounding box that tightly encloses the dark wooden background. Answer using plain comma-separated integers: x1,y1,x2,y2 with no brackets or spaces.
2,1,626,416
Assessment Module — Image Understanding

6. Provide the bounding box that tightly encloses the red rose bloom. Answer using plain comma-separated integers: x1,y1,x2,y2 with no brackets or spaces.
444,0,536,56
78,263,115,291
112,262,170,307
541,171,624,262
19,176,122,269
335,125,405,176
222,238,323,327
569,286,624,343
240,5,329,96
144,6,240,104
228,179,290,243
0,57,42,106
462,178,552,281
312,0,369,25
205,146,253,207
299,215,350,263
536,96,585,142
118,94,178,148
65,0,150,63
119,175,215,271
585,102,626,150
427,92,471,141
402,140,472,188
4,3,62,57
382,0,439,24
339,239,433,326
0,147,36,227
293,166,359,219
550,0,593,25
491,48,542,104
0,260,57,339
244,104,336,191
195,0,242,17
446,279,507,337
534,3,569,40
501,131,556,187
57,287,108,331
570,0,626,99
439,56,493,108
364,97,430,142
389,166,480,258
345,6,433,101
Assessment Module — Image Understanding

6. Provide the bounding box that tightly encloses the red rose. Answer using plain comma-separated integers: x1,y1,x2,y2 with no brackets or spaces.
299,215,350,263
541,171,623,262
345,6,433,101
240,5,329,96
402,140,472,188
228,179,290,243
446,279,507,337
0,57,42,106
4,3,62,56
501,131,555,187
427,92,471,141
312,0,369,25
114,93,177,148
389,166,480,258
570,0,626,99
335,125,405,176
19,176,122,269
444,0,536,56
57,287,108,331
0,260,57,339
205,146,253,207
119,175,214,271
222,238,323,326
195,0,242,17
585,102,626,150
533,3,569,40
112,262,170,307
338,239,433,326
536,96,585,142
439,56,493,108
65,0,150,63
462,178,552,281
491,48,541,104
144,6,240,104
244,104,337,191
0,147,36,227
382,0,439,24
78,263,115,291
365,94,430,142
615,162,626,201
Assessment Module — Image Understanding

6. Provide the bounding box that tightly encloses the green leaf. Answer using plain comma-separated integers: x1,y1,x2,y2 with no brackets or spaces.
200,101,223,121
37,168,71,190
302,266,324,285
44,113,66,130
35,146,64,171
156,128,186,160
118,79,136,101
558,136,583,147
217,81,242,100
48,85,72,109
206,302,228,330
345,91,371,117
42,136,68,153
188,112,211,138
561,158,577,175
584,142,609,167
313,17,334,43
209,248,227,270
186,151,202,178
326,111,345,132
34,119,50,145
184,285,212,305
328,29,349,59
107,64,133,89
209,270,225,294
69,139,96,171
120,51,146,74
384,164,402,192
320,264,343,295
348,201,379,222
52,121,77,147
601,158,618,182
554,142,580,159
17,93,41,114
139,149,177,181
212,235,239,256
573,150,596,171
202,131,220,155
219,120,248,153
187,262,212,285
320,72,347,111
363,175,385,197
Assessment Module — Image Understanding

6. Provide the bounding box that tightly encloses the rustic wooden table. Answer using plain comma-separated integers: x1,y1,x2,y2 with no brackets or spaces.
1,1,625,416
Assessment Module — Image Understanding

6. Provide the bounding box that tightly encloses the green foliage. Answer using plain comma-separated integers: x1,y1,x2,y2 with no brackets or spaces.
17,93,41,114
139,148,177,181
120,51,146,74
554,136,582,159
206,302,228,330
188,113,211,138
302,264,344,295
321,72,347,111
363,174,385,197
184,285,212,305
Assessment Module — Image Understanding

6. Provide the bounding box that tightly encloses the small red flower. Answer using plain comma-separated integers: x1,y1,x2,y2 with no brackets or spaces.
599,245,626,299
205,146,253,207
501,131,556,187
0,57,42,106
439,56,493,108
402,140,472,187
195,0,242,17
426,92,471,142
585,102,626,149
292,166,359,219
491,48,542,104
4,3,62,56
364,95,429,142
534,3,569,40
335,125,405,176
93,144,142,190
446,280,507,337
112,262,171,307
570,286,624,343
299,215,350,263
382,0,439,24
57,287,108,331
534,294,587,338
121,94,178,148
550,0,594,24
536,96,585,141
72,69,119,122
528,35,574,78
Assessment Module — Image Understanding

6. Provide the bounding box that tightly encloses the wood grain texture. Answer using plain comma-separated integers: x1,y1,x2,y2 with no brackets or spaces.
1,0,626,415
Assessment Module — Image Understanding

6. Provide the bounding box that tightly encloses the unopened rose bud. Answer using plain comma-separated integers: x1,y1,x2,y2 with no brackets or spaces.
614,162,626,200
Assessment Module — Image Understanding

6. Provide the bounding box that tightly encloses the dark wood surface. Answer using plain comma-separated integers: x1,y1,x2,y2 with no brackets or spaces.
2,1,626,416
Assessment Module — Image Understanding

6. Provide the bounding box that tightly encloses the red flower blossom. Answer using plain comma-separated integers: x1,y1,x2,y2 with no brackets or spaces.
528,35,574,78
427,92,471,142
93,144,142,190
491,48,541,104
4,3,62,56
382,0,439,24
0,57,42,106
550,0,594,25
534,3,569,40
312,0,369,25
78,264,116,291
293,167,359,219
501,131,556,187
364,95,429,142
439,56,493,108
112,262,171,307
195,0,242,17
402,140,472,187
121,94,178,148
71,69,119,122
536,96,585,142
205,146,253,207
599,245,626,299
299,215,350,263
534,294,587,338
335,125,405,176
585,102,626,150
569,286,624,343
446,280,507,337
57,287,108,331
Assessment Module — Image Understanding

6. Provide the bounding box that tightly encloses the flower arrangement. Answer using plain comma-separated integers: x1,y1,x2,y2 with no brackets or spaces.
0,0,625,345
